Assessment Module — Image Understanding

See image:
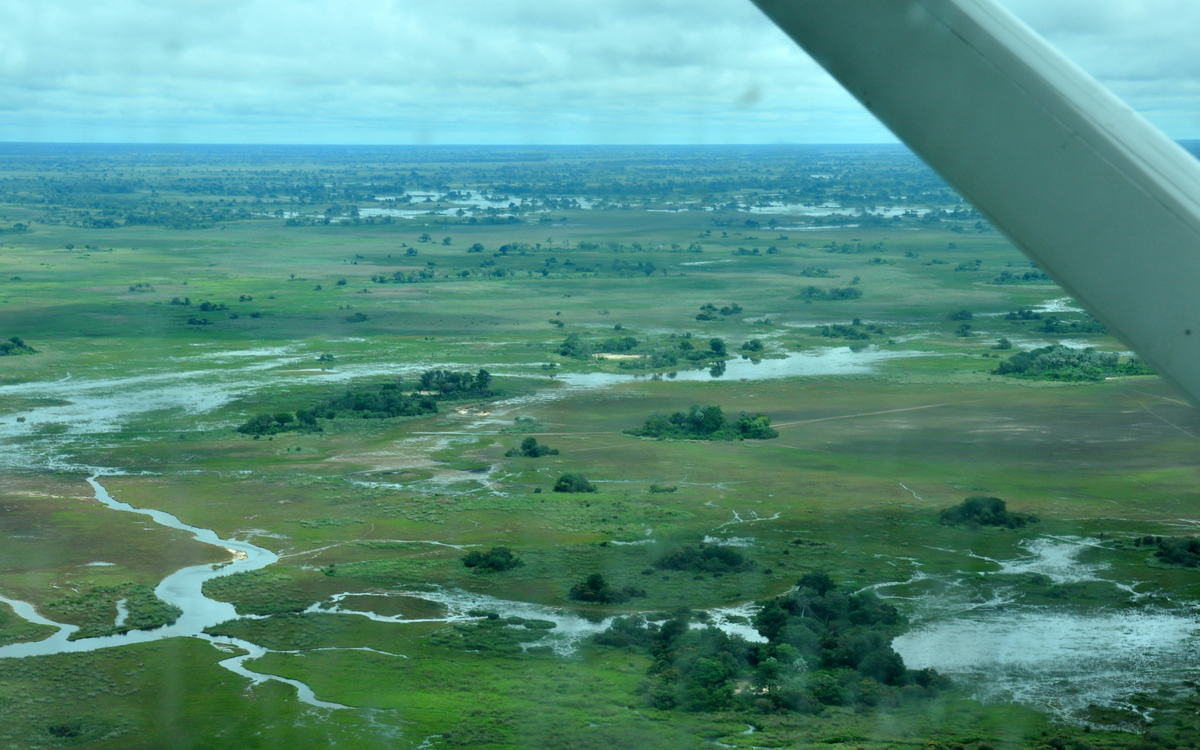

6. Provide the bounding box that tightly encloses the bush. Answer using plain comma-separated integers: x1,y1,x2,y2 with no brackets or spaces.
568,573,644,604
626,405,778,441
505,437,559,458
0,336,36,356
591,571,945,717
597,335,639,353
939,496,1038,529
994,344,1152,381
797,286,862,301
554,473,596,493
557,334,591,358
654,544,754,574
462,547,523,572
237,412,304,436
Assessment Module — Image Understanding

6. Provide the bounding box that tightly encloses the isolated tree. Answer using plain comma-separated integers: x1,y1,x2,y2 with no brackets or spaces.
554,473,596,493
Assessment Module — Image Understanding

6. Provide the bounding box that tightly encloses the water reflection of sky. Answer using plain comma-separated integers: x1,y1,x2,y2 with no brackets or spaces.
892,537,1200,723
555,346,925,387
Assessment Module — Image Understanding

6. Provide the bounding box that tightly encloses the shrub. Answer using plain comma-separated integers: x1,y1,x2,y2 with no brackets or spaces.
462,547,523,572
554,473,596,493
939,496,1038,529
0,337,36,356
626,405,778,441
568,574,644,604
796,286,862,301
654,544,753,574
994,344,1152,381
505,437,559,458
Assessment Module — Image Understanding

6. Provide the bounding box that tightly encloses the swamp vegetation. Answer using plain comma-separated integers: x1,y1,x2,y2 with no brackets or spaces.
1,143,1199,749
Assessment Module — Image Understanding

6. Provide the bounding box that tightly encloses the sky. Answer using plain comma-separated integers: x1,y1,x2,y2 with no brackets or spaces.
1,0,1199,145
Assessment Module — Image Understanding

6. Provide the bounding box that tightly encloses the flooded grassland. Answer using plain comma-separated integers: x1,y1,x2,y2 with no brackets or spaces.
2,145,1200,749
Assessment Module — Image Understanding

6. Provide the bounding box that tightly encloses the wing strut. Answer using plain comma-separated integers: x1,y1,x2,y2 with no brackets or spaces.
751,0,1200,404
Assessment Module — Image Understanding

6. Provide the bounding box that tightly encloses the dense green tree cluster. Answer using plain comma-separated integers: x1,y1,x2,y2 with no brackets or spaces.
796,286,862,301
567,573,645,604
994,344,1152,381
237,369,494,434
991,269,1053,284
653,544,753,574
557,334,590,359
0,337,36,356
597,335,638,353
1038,315,1106,334
236,412,313,436
553,473,596,493
461,546,523,572
939,496,1038,529
418,368,492,395
626,404,778,441
1005,308,1042,320
312,386,437,421
695,303,742,321
1138,536,1200,567
817,324,870,341
593,572,947,714
505,437,558,458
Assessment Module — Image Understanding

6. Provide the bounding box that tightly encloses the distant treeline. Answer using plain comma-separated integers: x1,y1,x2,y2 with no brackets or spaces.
0,145,965,231
236,369,494,436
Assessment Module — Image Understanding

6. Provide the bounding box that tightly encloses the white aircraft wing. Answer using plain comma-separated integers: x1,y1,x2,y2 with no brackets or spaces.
751,0,1200,404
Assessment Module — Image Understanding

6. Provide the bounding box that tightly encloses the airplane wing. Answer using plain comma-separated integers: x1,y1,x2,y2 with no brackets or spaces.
750,0,1200,405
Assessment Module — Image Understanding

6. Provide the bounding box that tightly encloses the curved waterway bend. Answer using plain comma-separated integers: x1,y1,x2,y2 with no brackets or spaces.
0,476,348,707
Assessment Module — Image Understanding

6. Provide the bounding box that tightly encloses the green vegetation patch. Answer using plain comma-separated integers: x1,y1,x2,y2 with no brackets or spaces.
429,615,557,655
0,602,56,646
44,584,181,640
567,573,646,604
939,496,1039,529
0,337,36,356
994,344,1152,381
594,571,948,715
462,546,524,572
653,543,754,574
202,569,322,615
553,473,596,493
505,437,558,458
626,404,778,441
796,286,862,301
236,368,495,435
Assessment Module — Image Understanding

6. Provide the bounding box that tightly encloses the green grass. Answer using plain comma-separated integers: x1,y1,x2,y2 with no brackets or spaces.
2,147,1199,748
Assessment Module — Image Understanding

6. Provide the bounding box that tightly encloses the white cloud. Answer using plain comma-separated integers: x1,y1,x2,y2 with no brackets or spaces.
0,0,1195,143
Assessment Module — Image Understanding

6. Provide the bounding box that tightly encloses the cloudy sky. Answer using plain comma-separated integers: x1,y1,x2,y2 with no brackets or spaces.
1,0,1198,144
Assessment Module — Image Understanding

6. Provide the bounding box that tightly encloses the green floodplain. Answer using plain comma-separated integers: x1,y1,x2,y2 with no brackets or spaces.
1,143,1200,748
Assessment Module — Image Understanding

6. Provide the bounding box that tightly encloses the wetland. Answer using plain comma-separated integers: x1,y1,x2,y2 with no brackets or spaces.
2,143,1200,748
